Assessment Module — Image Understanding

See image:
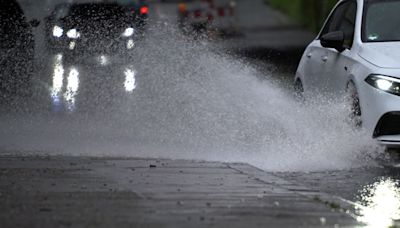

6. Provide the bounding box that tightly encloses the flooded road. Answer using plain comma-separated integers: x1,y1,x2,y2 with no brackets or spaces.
1,1,400,226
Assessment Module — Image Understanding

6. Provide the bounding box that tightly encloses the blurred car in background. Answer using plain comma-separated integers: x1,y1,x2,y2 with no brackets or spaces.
44,2,141,65
0,0,38,96
178,0,237,37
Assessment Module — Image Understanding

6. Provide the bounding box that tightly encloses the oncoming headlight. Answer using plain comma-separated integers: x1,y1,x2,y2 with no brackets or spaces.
67,29,80,39
365,74,400,96
53,25,63,37
122,27,134,37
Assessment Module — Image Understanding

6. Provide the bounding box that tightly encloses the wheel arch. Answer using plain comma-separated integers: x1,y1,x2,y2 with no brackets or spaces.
294,71,305,90
346,74,358,90
346,75,367,123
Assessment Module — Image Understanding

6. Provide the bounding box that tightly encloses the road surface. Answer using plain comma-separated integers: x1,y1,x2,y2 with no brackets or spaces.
0,156,360,228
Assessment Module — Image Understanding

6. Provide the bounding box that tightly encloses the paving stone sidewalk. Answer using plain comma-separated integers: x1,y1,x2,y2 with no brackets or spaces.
0,156,360,228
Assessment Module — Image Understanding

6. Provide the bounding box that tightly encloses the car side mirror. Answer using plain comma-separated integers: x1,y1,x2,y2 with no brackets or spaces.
29,19,41,28
320,31,345,52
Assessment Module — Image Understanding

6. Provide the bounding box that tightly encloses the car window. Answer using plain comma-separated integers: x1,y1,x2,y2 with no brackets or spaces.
319,1,357,48
338,2,356,48
363,0,400,42
320,2,349,37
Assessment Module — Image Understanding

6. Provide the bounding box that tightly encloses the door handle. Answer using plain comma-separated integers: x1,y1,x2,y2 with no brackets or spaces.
306,53,312,58
322,56,328,62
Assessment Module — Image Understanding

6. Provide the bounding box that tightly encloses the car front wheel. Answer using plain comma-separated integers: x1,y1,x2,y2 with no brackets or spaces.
294,79,304,101
346,81,362,127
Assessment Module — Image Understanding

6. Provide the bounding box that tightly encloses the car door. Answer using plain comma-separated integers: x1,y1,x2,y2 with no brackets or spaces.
304,1,355,94
300,39,325,93
319,0,357,95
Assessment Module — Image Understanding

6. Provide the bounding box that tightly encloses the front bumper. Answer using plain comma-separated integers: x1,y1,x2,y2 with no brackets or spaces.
376,135,400,147
360,80,400,146
55,38,136,66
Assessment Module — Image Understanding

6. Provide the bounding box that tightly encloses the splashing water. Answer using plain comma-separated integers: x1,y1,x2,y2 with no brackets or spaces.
0,23,382,172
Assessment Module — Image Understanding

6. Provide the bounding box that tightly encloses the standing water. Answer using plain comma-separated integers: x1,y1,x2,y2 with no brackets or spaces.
0,23,382,172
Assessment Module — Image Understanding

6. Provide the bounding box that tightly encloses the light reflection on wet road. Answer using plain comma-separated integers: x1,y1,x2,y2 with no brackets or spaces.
47,53,137,113
356,177,400,227
275,167,400,227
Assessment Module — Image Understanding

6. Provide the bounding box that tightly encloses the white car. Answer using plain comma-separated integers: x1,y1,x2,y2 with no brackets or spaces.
295,0,400,147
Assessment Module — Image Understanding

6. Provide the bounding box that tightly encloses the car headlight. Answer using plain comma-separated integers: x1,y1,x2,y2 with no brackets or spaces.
67,29,80,39
365,74,400,96
52,25,63,37
122,27,134,37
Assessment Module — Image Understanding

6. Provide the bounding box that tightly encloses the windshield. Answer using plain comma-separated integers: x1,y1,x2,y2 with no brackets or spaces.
116,0,138,6
53,4,70,19
69,4,126,18
363,0,400,42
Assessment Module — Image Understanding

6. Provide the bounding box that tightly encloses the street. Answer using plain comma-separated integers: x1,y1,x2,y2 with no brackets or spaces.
1,0,399,227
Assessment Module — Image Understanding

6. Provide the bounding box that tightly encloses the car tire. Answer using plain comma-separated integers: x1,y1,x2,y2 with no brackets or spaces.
347,81,362,127
294,79,304,101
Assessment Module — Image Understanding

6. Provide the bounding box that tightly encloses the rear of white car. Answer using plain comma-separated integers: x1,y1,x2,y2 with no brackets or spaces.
295,0,400,147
